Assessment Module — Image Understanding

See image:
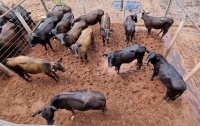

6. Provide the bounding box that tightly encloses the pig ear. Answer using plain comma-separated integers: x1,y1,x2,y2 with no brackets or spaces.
31,110,42,117
102,54,108,57
57,58,62,62
156,54,160,60
50,106,57,112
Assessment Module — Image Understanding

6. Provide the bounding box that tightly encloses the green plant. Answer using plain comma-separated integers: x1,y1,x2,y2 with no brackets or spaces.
54,0,67,6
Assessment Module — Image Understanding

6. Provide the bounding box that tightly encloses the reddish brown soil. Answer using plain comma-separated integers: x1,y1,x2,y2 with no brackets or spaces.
1,0,200,125
0,24,197,125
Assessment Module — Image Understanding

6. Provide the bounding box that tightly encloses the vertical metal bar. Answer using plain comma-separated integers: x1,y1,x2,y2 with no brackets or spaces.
164,15,187,58
13,9,32,33
176,0,200,33
155,0,161,11
122,0,126,23
184,62,200,82
40,0,48,13
81,0,86,14
0,0,26,19
164,0,171,16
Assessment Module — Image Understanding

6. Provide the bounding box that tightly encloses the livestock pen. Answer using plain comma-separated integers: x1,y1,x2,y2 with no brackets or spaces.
0,0,200,125
0,0,35,81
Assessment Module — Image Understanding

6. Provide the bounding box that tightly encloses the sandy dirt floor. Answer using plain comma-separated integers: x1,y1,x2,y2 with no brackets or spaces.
0,0,200,125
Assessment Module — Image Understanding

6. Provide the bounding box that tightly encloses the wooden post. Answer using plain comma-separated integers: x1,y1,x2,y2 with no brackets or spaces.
81,0,86,14
184,62,200,82
0,0,5,6
155,0,160,11
82,5,86,14
13,9,32,33
176,0,200,33
0,63,14,77
40,0,48,13
164,15,187,58
164,0,172,16
122,0,126,23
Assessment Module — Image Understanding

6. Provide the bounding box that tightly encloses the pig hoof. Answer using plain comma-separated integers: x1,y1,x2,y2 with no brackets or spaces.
71,116,75,121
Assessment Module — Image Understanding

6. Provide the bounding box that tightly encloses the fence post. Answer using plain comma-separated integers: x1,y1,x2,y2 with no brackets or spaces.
164,0,171,16
184,62,200,82
0,0,5,6
155,0,161,11
176,0,200,33
122,0,126,23
40,0,48,13
81,0,86,14
0,63,14,77
164,15,187,58
13,9,32,33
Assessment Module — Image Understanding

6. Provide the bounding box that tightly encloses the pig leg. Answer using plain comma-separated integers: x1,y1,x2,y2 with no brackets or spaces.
164,89,171,100
150,69,158,81
137,58,143,70
131,31,135,42
70,110,75,121
102,107,107,115
45,73,58,82
53,72,59,79
116,65,121,74
161,29,168,38
170,94,176,101
80,56,83,62
44,45,48,50
107,39,109,44
102,36,105,46
173,92,183,101
12,67,31,82
19,74,31,82
147,28,151,35
24,73,32,78
47,40,55,52
85,53,88,63
91,33,95,49
157,29,163,35
126,35,129,47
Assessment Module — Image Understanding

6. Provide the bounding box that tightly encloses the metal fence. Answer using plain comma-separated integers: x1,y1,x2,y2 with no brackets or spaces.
0,0,34,80
0,0,61,81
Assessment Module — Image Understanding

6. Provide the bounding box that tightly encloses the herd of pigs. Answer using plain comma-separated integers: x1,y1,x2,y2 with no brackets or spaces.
0,4,187,125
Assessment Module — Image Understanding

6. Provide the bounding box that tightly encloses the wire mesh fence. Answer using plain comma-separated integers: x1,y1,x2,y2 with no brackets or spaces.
0,3,34,81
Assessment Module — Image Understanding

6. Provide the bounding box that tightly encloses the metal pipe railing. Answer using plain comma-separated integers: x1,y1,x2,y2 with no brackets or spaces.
0,0,26,19
164,0,171,16
175,0,200,33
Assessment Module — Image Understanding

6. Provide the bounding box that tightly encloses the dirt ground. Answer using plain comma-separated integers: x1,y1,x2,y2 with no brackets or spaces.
1,0,200,125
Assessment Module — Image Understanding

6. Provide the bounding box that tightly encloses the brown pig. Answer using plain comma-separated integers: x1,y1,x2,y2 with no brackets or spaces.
6,56,65,82
70,28,94,63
